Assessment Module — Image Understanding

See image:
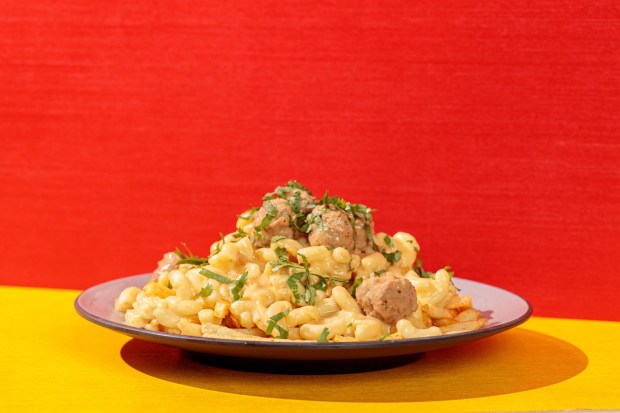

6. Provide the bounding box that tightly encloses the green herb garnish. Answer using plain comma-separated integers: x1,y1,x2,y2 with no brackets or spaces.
274,246,288,260
263,180,314,202
287,180,312,193
265,310,290,338
442,265,460,291
270,251,338,305
286,272,305,303
413,258,434,279
350,277,364,297
232,227,247,239
380,235,400,263
197,284,213,297
174,242,210,266
237,206,259,220
231,270,248,301
291,191,301,214
301,207,326,233
304,284,316,305
174,243,191,259
317,327,330,342
176,257,210,266
382,249,401,264
200,268,235,284
253,201,278,238
211,233,225,256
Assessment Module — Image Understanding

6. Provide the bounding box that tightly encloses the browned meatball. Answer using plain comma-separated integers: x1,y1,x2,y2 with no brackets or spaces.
285,189,317,215
352,212,375,252
252,199,295,247
308,205,354,251
355,273,418,324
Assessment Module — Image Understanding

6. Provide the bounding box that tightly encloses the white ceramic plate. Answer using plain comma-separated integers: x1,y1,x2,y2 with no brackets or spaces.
75,274,532,361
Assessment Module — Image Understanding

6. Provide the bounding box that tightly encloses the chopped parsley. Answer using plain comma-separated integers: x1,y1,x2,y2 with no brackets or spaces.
174,243,191,259
380,235,401,264
174,243,210,266
350,277,364,297
270,250,340,305
319,193,375,249
262,181,315,233
300,207,325,233
199,268,235,284
381,249,401,265
263,180,314,202
237,206,259,221
176,256,210,266
253,201,278,238
413,260,460,290
197,284,213,297
265,310,289,339
200,269,248,298
319,191,348,210
373,269,387,277
271,247,300,272
286,272,306,303
443,265,460,291
232,227,247,239
231,270,248,301
270,235,287,243
167,281,173,289
211,233,225,256
303,279,316,304
286,180,312,193
413,258,435,279
291,191,301,214
317,327,330,342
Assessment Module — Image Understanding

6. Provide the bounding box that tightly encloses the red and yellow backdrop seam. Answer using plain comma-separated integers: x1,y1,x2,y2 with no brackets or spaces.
1,1,619,321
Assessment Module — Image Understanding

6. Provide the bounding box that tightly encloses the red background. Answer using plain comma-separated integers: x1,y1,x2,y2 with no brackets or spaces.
1,1,618,321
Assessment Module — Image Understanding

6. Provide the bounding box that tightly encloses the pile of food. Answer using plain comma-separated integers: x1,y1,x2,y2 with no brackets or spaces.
115,181,487,342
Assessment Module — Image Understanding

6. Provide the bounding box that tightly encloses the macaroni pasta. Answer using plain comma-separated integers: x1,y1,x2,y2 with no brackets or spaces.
115,182,487,342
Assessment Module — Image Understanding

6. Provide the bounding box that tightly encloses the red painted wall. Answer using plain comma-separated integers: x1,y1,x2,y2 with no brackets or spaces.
1,1,619,321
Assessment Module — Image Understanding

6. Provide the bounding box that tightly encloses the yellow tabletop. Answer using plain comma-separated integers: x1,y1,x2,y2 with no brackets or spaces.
1,285,618,413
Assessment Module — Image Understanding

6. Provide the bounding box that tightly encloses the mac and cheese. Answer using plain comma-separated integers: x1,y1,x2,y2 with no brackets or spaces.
115,181,487,342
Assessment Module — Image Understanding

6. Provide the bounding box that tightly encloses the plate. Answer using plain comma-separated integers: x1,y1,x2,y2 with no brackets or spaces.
75,274,532,361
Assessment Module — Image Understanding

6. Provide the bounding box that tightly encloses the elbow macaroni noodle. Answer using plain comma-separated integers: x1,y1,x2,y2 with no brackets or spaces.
115,228,487,342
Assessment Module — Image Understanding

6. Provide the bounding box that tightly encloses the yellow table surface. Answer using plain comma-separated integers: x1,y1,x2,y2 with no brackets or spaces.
1,285,619,413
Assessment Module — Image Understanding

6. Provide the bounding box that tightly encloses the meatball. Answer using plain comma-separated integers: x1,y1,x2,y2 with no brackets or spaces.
252,198,295,247
352,212,375,252
308,205,354,251
355,273,418,324
152,251,181,281
285,189,317,215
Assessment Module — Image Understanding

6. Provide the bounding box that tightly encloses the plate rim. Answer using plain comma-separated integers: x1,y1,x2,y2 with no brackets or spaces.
74,273,533,352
